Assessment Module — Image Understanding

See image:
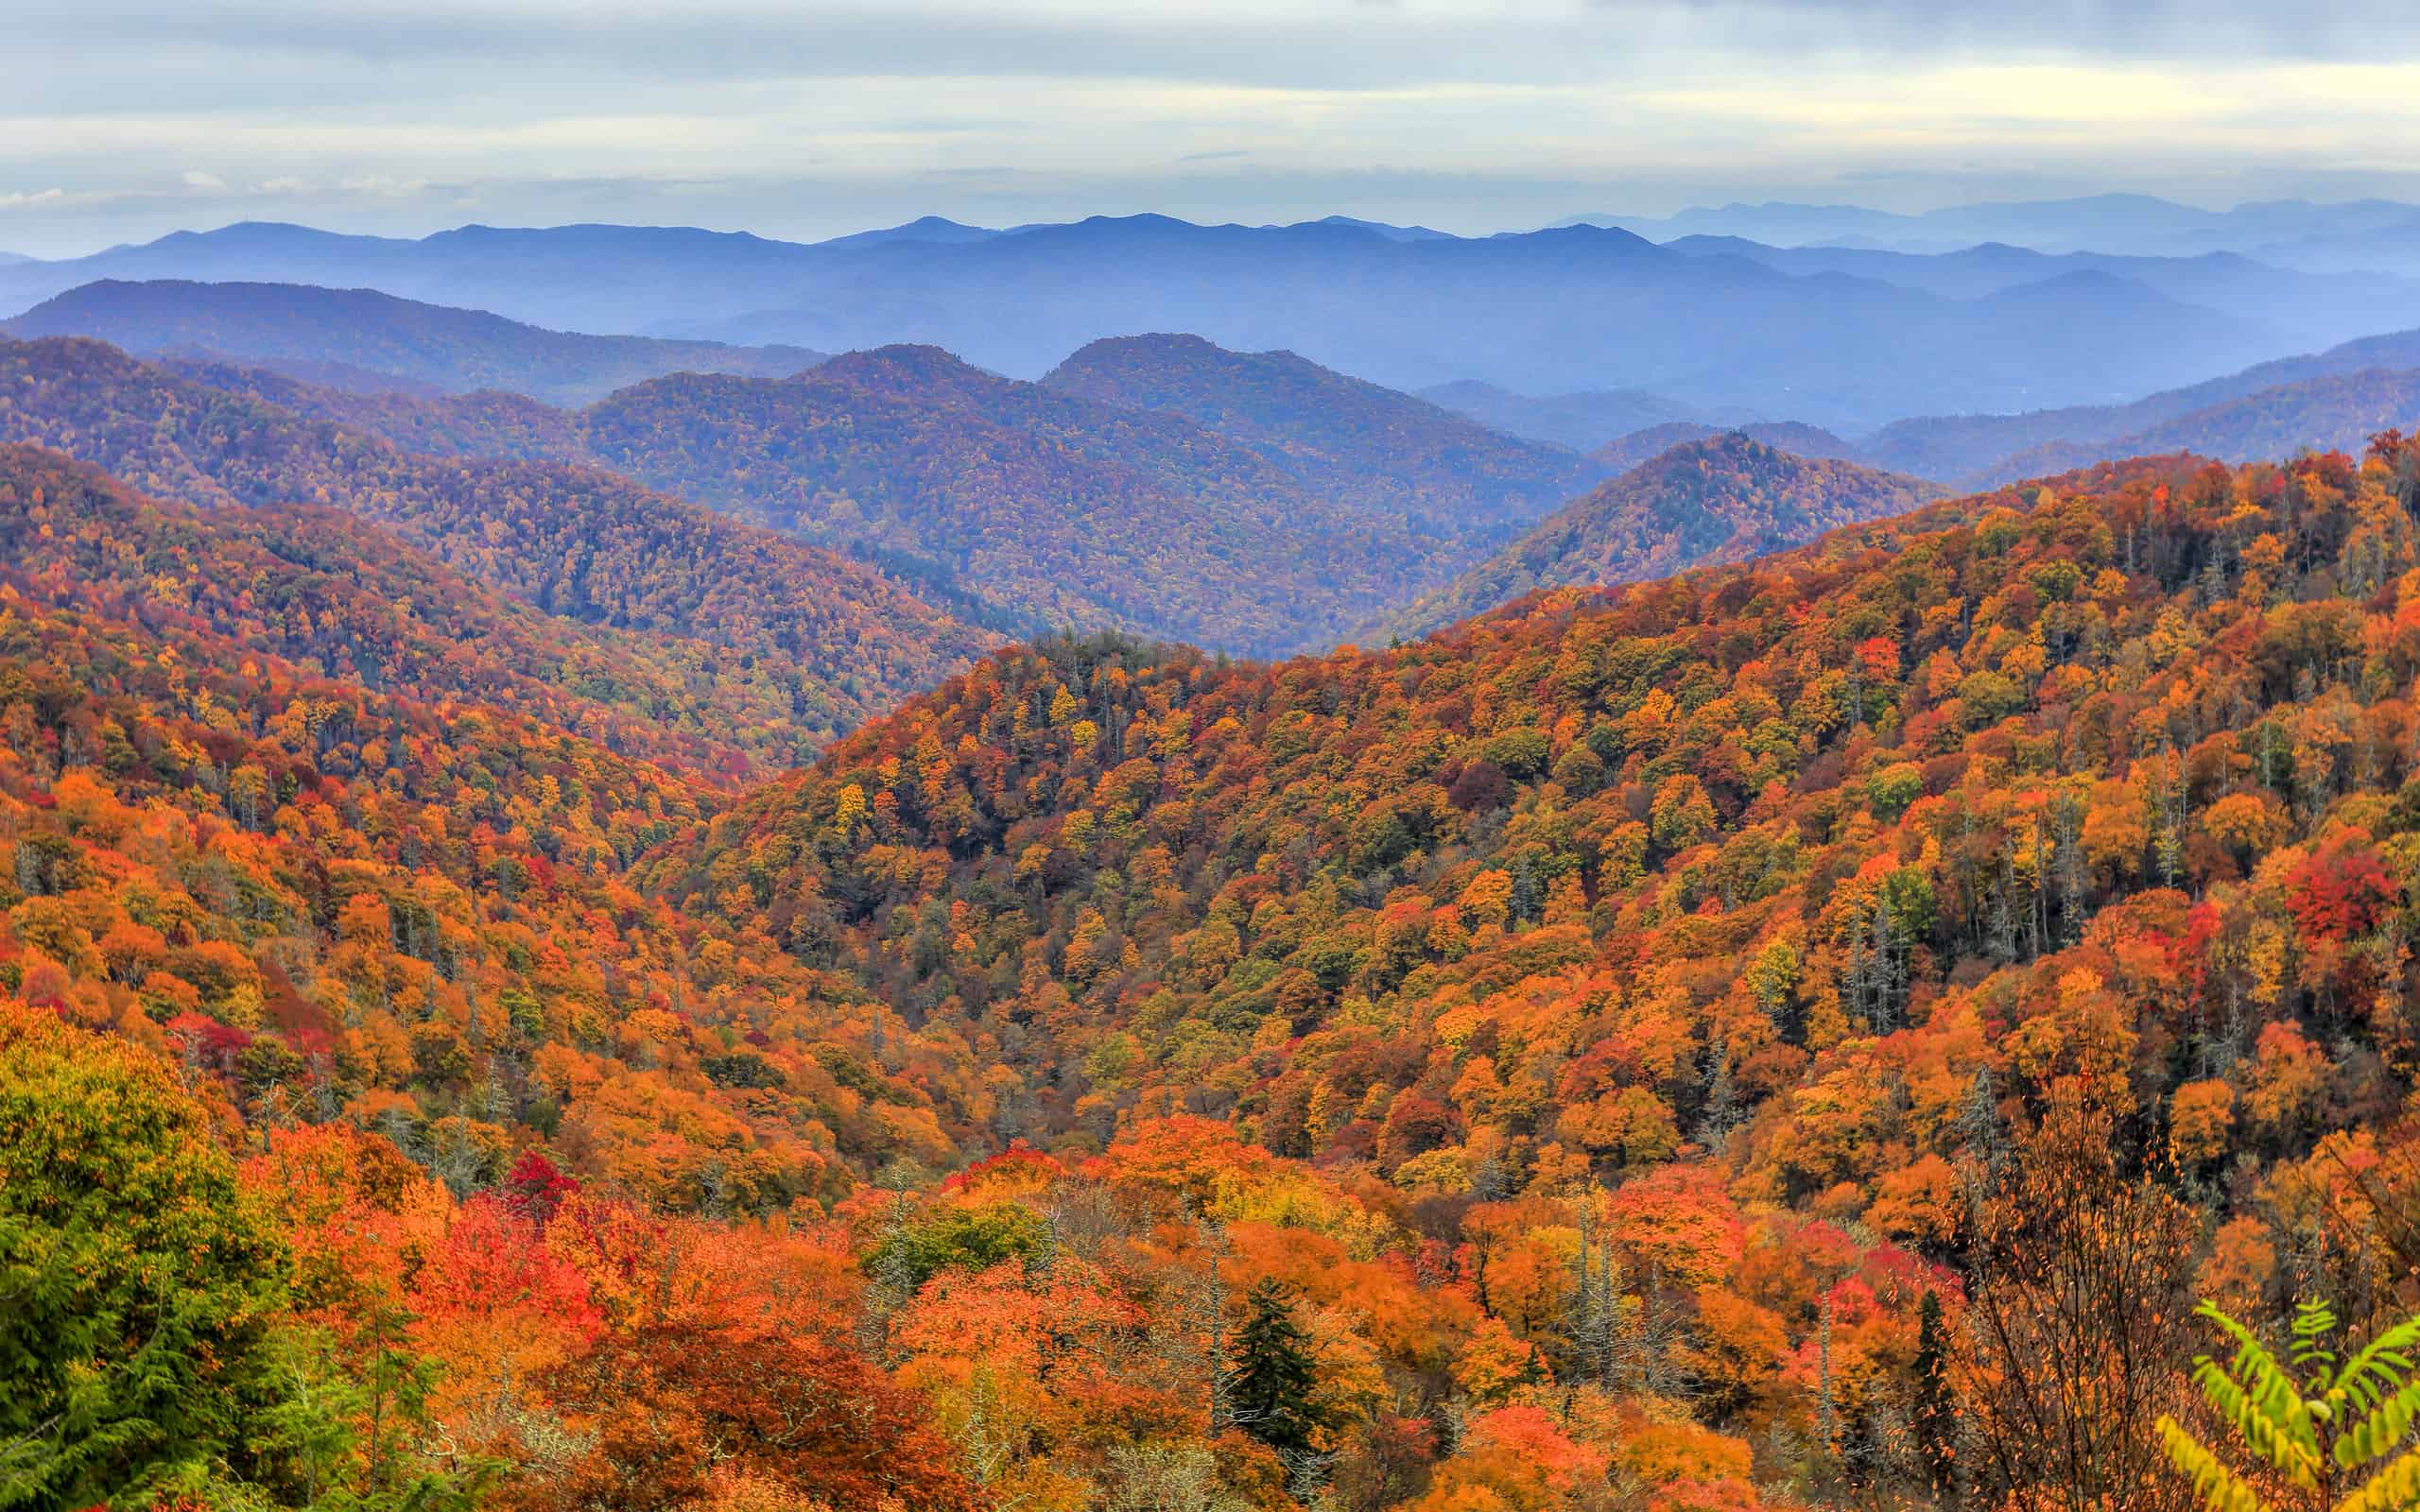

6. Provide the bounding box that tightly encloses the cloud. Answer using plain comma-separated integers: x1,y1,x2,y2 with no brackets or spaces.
5,0,2420,255
337,175,434,198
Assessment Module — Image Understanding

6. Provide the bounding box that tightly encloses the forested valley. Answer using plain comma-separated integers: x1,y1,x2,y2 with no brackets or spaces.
13,387,2420,1511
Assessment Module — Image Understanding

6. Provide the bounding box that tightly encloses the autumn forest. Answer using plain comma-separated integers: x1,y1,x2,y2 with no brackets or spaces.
17,153,2420,1512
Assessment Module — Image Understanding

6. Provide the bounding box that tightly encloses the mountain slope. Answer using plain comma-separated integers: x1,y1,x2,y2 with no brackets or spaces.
4,279,827,404
647,436,2418,1302
0,442,798,778
24,386,2420,1512
576,345,1444,655
0,336,994,760
1382,433,1943,638
0,443,989,1206
1041,334,1601,537
127,335,1538,654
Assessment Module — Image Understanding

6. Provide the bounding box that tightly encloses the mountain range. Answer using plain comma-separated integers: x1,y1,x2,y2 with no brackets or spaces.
20,276,2420,671
1,215,2391,428
0,313,1630,654
1567,193,2420,266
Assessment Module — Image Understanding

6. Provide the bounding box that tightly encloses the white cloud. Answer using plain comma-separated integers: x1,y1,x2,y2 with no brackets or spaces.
4,0,2419,254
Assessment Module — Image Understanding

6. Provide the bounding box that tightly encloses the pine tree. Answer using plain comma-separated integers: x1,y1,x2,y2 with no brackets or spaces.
1231,1278,1325,1456
1912,1289,1959,1502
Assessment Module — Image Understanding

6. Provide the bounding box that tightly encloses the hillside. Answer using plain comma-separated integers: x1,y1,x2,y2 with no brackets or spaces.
159,354,601,463
0,336,994,761
1041,335,1601,537
1382,433,1943,638
0,440,991,1199
0,443,869,779
615,436,2420,1508
576,345,1445,655
3,279,828,404
23,421,2420,1511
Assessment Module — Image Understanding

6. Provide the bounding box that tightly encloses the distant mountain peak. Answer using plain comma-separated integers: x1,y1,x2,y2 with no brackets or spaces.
1383,429,1941,640
808,342,999,395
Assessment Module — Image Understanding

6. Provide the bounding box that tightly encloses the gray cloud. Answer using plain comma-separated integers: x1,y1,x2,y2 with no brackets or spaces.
7,0,2420,256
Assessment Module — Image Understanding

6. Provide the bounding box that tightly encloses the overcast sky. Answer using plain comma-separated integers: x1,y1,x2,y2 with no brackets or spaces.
9,0,2420,257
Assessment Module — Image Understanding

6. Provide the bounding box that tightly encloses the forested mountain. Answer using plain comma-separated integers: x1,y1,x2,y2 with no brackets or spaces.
0,336,994,760
0,434,1006,1512
3,279,827,404
1592,420,1863,474
0,444,856,777
22,415,2420,1511
574,346,1450,654
0,217,2324,426
94,334,1563,655
1042,335,1603,536
1384,434,1942,638
163,354,602,462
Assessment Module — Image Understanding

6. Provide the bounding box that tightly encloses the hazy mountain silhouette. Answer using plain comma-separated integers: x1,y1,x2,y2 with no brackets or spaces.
0,215,2341,428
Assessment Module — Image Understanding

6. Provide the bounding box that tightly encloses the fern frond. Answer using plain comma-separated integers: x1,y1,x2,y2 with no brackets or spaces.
2192,1301,2325,1488
2158,1414,2278,1512
2196,1357,2325,1488
2332,1378,2420,1471
2335,1442,2420,1512
2336,1314,2420,1414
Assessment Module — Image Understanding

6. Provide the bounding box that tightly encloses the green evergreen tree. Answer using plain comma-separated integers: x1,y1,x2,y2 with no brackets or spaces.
0,1005,291,1509
0,1007,482,1512
1912,1289,1959,1502
1230,1279,1325,1456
